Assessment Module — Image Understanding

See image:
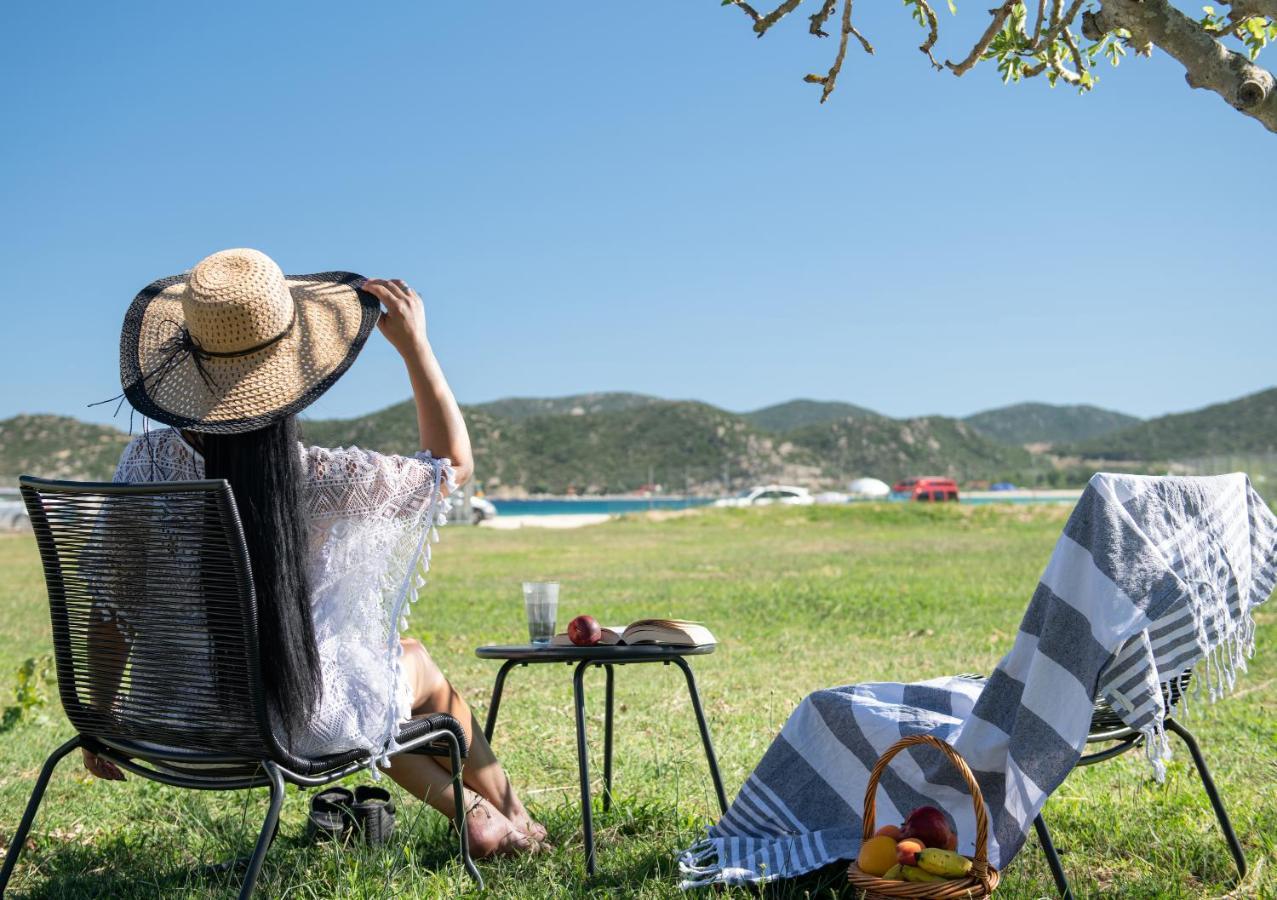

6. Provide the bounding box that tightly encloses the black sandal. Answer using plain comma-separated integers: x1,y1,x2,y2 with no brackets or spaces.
350,785,396,846
307,787,355,842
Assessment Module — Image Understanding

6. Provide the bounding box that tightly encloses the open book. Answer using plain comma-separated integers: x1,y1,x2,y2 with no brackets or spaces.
550,618,716,648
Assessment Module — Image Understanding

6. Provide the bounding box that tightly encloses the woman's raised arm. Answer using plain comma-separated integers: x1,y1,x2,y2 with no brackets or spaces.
363,278,474,488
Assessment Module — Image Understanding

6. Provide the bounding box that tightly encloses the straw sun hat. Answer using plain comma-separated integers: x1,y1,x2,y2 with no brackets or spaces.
119,248,380,434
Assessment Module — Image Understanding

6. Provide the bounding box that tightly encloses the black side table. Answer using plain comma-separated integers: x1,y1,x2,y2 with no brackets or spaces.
475,643,728,874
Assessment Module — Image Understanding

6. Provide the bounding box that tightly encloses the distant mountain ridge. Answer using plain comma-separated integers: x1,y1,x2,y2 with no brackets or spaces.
1065,387,1277,460
744,399,882,432
469,392,662,422
963,402,1141,446
0,414,130,482
1,388,1269,493
303,400,1027,494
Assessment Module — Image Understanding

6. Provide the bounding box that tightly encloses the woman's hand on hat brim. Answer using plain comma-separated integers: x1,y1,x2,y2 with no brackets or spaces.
367,278,429,358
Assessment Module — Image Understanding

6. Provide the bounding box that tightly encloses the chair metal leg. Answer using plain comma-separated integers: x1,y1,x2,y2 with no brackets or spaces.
0,735,81,894
572,661,596,875
672,657,728,814
483,659,520,743
1033,813,1074,900
237,761,285,900
445,732,484,889
1165,718,1246,882
603,663,615,812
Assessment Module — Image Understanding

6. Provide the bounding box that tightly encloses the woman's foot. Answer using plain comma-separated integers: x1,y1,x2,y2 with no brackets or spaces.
463,794,543,858
503,803,549,844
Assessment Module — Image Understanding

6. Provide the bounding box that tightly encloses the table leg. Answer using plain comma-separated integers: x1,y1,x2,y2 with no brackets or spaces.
673,656,728,814
572,661,597,875
603,663,615,811
484,659,520,743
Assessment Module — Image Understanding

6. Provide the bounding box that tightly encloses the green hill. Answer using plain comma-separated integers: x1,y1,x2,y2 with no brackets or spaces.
310,400,797,494
9,387,1273,494
1067,388,1277,461
744,399,882,432
786,416,1035,484
310,399,1030,493
467,392,662,422
0,414,130,482
964,402,1141,446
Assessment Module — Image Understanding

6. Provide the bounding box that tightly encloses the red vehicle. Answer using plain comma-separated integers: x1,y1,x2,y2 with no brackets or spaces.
892,477,959,502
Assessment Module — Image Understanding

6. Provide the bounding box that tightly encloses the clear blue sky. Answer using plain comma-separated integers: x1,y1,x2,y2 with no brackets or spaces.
1,1,1272,426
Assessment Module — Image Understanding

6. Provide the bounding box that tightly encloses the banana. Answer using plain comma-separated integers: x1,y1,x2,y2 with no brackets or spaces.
881,863,904,881
917,848,973,878
901,864,948,883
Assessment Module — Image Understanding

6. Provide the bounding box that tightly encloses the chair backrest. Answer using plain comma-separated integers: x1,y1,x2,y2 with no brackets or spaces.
19,476,281,761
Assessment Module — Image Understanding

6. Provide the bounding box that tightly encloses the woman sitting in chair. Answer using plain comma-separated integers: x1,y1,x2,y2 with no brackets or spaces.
81,247,545,858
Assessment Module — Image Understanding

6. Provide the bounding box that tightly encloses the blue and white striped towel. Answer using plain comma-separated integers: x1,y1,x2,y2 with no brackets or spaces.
679,473,1277,887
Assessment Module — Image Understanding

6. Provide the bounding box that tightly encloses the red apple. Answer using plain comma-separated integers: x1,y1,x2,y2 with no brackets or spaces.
567,614,602,646
901,805,953,849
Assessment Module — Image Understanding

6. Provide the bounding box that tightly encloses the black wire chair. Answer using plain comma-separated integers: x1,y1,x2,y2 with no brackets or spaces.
960,671,1244,899
2,476,483,898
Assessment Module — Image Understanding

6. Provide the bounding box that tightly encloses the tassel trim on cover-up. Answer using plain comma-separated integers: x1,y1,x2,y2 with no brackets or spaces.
374,454,455,772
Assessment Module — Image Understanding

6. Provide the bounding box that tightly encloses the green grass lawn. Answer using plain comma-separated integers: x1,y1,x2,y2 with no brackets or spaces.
0,504,1274,898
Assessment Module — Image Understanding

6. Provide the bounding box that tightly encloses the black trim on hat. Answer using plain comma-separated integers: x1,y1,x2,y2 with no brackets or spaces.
119,271,381,435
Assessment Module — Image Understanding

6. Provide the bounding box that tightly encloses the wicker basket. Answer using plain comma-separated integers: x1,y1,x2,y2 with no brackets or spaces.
847,734,1000,899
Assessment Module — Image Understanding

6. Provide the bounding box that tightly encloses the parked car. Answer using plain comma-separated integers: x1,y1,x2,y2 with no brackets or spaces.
470,496,498,524
990,481,1017,491
714,485,814,508
891,477,960,502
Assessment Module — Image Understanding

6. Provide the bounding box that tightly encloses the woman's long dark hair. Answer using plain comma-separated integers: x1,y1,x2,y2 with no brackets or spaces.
198,416,320,742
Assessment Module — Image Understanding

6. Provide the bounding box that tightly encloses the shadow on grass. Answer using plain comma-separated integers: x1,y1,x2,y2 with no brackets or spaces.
12,824,480,899
9,831,247,898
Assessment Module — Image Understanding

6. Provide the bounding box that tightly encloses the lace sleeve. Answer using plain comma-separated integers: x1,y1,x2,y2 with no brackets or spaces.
113,429,199,483
305,445,455,523
113,435,150,483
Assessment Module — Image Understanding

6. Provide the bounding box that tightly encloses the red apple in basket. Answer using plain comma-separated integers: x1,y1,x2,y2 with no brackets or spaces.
567,614,602,646
901,805,954,850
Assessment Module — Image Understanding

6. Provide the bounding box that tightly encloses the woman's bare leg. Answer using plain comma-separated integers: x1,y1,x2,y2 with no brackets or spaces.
378,752,534,858
401,638,546,841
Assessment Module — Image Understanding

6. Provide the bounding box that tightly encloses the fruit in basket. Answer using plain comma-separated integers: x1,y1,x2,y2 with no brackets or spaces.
874,824,903,840
895,838,925,866
902,864,949,883
855,835,899,876
943,830,958,851
567,615,603,646
901,805,954,850
917,848,973,878
881,863,904,880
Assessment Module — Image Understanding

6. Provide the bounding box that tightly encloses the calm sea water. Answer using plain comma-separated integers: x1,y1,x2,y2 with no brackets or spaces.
489,495,1076,516
492,498,716,516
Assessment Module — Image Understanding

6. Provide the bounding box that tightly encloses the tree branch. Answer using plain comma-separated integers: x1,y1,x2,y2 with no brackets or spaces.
1028,0,1050,49
1060,26,1087,77
754,0,805,35
803,0,874,101
1225,0,1277,20
809,0,838,35
728,1,763,24
915,0,946,69
1094,0,1277,130
947,1,1018,74
1037,0,1090,53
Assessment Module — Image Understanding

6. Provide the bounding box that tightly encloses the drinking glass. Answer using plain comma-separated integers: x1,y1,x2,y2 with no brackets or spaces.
522,581,559,645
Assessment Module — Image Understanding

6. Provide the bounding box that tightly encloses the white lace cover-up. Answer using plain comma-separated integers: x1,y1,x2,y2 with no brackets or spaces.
112,427,454,764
